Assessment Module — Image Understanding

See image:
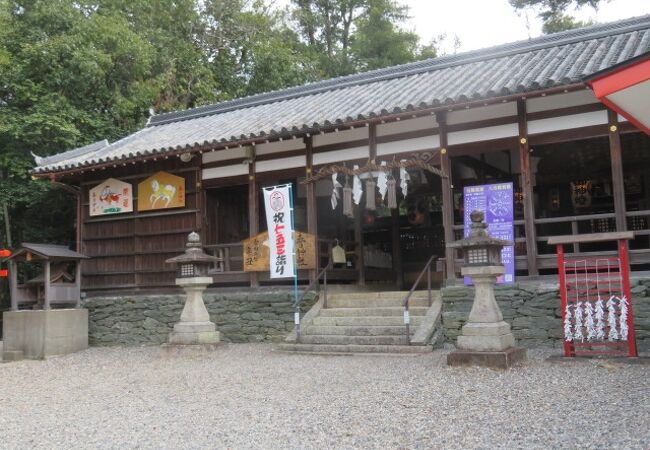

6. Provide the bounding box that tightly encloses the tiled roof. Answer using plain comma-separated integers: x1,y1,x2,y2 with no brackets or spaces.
34,15,650,174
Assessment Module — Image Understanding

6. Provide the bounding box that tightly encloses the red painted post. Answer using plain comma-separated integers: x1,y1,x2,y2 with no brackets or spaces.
557,243,572,357
618,239,638,357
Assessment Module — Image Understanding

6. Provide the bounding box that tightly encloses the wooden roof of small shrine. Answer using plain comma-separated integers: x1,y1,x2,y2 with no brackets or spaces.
4,243,88,262
32,14,650,176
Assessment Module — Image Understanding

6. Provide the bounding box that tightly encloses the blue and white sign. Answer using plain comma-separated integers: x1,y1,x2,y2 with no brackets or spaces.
463,182,515,284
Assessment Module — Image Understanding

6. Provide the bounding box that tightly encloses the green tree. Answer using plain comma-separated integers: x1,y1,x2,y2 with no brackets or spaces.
542,13,595,33
510,0,603,33
351,0,435,71
291,0,439,77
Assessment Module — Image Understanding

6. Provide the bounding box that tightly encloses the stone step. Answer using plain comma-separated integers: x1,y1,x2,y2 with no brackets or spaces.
277,343,432,354
325,291,439,308
298,334,411,346
318,307,428,317
303,325,413,336
312,316,425,327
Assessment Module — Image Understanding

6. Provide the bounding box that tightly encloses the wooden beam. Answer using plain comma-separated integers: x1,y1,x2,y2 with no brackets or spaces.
608,109,627,232
305,135,318,281
517,99,539,277
43,261,51,310
248,161,259,287
436,112,456,283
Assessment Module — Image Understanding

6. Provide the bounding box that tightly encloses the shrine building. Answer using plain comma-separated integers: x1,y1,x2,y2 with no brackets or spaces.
31,16,650,298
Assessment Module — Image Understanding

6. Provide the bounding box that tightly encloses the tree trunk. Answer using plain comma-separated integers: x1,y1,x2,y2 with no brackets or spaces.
0,171,12,247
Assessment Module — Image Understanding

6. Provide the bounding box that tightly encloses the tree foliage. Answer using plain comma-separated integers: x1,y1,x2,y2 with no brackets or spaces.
510,0,603,33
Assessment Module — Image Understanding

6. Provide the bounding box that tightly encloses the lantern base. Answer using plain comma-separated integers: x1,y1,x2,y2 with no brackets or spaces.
160,343,221,357
447,347,527,369
457,321,515,351
168,321,220,345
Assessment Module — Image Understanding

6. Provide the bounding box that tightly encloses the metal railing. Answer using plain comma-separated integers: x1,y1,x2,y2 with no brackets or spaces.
402,255,436,345
294,259,332,342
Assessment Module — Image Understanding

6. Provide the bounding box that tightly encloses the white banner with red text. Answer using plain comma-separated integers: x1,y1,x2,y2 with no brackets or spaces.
263,185,295,279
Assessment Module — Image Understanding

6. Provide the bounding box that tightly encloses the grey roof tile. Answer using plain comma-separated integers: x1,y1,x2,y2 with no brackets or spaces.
34,15,650,174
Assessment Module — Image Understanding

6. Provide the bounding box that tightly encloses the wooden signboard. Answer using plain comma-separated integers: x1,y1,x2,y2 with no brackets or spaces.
137,171,185,211
243,231,316,272
89,178,133,216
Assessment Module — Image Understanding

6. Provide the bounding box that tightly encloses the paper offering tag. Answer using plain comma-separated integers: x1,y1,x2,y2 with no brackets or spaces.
403,310,410,324
294,311,300,325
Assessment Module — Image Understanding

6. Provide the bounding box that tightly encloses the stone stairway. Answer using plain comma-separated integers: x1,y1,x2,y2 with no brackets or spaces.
279,290,442,354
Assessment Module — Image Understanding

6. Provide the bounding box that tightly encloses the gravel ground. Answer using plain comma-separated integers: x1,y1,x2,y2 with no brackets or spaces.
0,345,649,450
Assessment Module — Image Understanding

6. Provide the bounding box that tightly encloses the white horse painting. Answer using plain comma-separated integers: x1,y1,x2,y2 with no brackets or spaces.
149,179,176,208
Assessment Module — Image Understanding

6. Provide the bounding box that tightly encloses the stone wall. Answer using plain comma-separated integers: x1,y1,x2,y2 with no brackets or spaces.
84,290,316,346
441,278,650,352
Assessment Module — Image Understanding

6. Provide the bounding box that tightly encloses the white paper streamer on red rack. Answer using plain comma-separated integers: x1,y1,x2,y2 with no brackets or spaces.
573,301,584,342
619,295,629,340
607,295,619,341
585,301,596,341
595,296,606,340
563,303,573,342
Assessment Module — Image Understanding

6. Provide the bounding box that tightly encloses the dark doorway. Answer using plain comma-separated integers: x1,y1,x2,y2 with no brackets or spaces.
206,185,249,245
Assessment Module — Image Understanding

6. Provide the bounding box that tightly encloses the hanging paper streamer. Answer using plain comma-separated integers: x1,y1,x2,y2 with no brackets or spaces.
377,161,388,201
343,182,353,218
365,179,376,210
386,178,397,209
399,164,410,198
352,165,363,205
331,173,341,210
595,296,606,340
607,296,619,341
619,295,629,340
573,301,584,342
585,301,596,341
563,303,573,342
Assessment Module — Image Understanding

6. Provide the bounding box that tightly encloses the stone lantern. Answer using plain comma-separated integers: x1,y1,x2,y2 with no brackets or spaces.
165,232,220,346
446,210,526,369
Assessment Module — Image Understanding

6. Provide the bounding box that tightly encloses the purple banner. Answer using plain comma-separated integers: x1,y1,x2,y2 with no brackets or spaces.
463,182,515,285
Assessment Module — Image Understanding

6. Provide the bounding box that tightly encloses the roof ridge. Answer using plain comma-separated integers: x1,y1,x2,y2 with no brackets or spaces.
147,14,650,127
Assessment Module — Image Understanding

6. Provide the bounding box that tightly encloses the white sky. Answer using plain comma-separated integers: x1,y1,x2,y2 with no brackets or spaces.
400,0,650,53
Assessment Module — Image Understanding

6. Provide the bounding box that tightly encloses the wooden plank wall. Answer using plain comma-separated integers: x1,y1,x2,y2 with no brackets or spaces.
80,159,200,293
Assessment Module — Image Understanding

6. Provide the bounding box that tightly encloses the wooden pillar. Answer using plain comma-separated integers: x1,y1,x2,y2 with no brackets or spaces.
608,109,627,232
9,260,18,311
248,158,259,287
305,136,318,280
391,208,403,289
517,99,539,277
75,192,82,253
43,261,51,310
75,261,82,308
355,205,365,286
195,162,204,235
368,123,377,162
436,112,456,283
